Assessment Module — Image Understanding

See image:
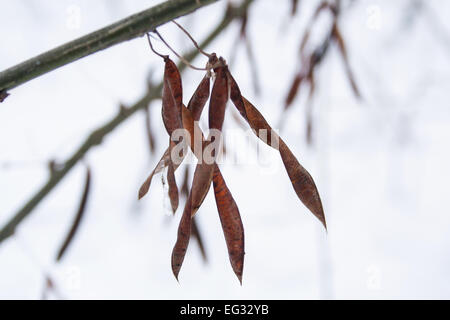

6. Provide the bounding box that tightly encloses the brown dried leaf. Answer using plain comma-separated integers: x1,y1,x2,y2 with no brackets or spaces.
56,165,91,261
212,166,245,284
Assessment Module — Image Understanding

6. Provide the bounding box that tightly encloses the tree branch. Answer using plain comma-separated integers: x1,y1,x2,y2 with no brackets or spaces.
0,0,219,94
0,0,253,245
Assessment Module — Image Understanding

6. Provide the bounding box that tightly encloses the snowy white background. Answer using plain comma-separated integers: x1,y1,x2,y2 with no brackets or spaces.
1,0,450,299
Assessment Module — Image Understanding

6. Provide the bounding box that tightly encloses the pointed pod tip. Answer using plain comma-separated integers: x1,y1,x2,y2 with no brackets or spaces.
190,207,199,218
171,254,181,283
319,216,327,233
172,267,180,283
138,185,149,200
171,203,178,214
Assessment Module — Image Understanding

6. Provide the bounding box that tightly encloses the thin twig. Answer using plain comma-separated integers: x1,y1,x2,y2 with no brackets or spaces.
154,30,208,71
147,33,168,60
172,20,212,58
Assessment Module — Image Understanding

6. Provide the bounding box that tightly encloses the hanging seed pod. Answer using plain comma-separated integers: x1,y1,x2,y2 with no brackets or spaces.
167,141,179,213
172,192,193,280
174,102,244,282
227,69,326,229
139,74,211,200
187,75,211,121
228,72,248,122
162,57,183,136
242,96,326,229
212,166,244,284
209,62,229,133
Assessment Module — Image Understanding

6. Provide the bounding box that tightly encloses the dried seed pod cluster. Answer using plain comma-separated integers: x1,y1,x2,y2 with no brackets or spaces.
139,29,326,284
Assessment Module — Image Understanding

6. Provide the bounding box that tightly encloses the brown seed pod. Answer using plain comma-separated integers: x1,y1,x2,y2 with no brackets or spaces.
187,75,211,121
242,97,326,229
189,162,214,218
162,57,183,136
212,166,244,284
171,192,193,281
228,72,248,122
208,65,229,132
167,140,179,214
228,75,326,229
139,73,212,201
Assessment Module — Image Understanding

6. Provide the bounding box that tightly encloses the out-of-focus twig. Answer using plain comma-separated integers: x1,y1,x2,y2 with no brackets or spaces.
56,165,92,261
144,106,156,154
